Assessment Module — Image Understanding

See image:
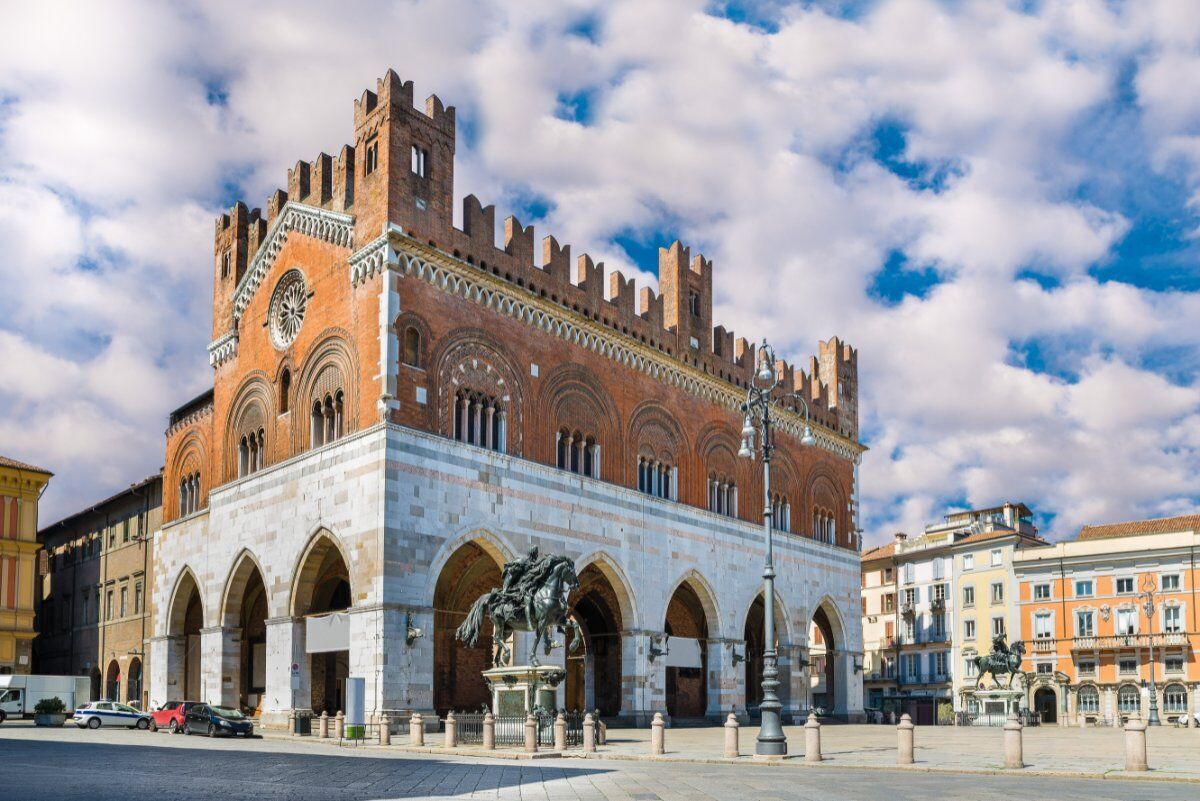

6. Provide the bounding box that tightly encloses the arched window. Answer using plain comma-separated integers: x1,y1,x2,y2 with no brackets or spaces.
454,389,506,453
1164,683,1187,713
637,456,676,501
403,327,421,368
707,474,737,517
1118,685,1140,713
771,493,791,532
555,428,599,477
238,436,249,478
1077,685,1099,713
279,369,291,414
179,472,201,515
311,400,324,448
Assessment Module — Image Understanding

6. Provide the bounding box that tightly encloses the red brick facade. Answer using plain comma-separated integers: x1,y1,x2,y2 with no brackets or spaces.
164,69,861,553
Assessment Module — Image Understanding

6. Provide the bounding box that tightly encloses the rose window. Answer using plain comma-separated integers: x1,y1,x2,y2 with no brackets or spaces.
269,270,308,349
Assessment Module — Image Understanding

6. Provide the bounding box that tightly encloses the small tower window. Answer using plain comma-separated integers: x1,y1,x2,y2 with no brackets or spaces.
402,327,421,368
411,145,428,177
365,138,379,175
220,250,231,279
279,368,291,414
688,291,700,317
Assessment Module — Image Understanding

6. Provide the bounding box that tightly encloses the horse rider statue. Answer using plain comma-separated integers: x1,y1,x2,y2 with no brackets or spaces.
973,635,1027,689
456,546,582,668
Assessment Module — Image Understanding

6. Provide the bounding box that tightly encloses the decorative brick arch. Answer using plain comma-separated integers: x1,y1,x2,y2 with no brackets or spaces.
294,330,359,452
627,401,687,485
695,422,744,509
224,373,275,481
431,329,525,456
805,467,845,545
538,363,621,470
168,430,209,519
394,310,432,370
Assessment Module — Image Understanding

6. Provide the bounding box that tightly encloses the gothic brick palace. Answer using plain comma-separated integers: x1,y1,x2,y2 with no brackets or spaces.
149,69,866,727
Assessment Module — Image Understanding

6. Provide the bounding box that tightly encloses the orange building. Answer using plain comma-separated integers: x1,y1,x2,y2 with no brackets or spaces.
1,455,53,675
1013,514,1200,726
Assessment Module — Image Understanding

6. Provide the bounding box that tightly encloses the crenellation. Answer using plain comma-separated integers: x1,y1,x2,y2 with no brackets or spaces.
224,68,856,418
266,189,288,224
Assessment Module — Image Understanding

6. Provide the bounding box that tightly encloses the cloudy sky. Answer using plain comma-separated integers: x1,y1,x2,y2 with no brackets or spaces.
2,0,1198,544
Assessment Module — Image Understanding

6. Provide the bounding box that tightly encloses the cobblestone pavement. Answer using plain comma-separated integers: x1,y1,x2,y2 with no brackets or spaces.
1,721,1197,801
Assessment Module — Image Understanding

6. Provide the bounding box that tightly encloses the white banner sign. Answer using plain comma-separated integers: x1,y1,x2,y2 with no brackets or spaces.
664,637,702,668
306,612,351,654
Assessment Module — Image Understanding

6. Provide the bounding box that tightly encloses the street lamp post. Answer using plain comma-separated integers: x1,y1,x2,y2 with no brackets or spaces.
738,338,816,757
1139,576,1161,726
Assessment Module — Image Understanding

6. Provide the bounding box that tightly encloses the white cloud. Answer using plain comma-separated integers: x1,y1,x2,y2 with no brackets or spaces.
1,0,1198,539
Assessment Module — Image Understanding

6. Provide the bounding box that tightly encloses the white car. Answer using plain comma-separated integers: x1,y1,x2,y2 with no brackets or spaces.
73,701,151,730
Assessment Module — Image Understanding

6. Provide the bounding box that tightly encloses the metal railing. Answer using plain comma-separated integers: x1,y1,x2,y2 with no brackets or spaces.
452,711,585,748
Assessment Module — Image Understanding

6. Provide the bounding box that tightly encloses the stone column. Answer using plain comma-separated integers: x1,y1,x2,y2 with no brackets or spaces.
624,631,663,726
199,626,238,707
146,635,177,705
264,616,307,729
484,404,494,450
458,397,469,441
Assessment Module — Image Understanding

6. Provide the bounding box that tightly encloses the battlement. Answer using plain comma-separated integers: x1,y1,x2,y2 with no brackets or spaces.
212,68,859,440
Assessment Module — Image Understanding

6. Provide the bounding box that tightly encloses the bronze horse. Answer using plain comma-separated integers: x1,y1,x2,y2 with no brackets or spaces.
456,554,582,667
974,639,1026,688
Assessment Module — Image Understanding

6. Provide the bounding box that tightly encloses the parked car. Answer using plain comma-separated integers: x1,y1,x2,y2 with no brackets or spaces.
73,701,151,730
182,704,254,738
149,700,201,733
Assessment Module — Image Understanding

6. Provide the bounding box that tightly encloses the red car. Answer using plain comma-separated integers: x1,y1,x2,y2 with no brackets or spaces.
149,701,201,733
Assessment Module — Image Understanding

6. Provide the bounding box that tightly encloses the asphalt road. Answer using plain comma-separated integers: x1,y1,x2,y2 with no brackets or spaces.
0,722,1194,801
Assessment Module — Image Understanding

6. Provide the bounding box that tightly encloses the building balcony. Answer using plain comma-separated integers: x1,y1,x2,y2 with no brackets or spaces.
930,597,946,612
901,603,915,618
1069,632,1190,651
1031,639,1056,654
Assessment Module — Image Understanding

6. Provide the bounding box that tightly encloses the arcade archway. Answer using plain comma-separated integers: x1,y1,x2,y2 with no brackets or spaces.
743,593,790,714
166,569,203,701
432,540,504,716
222,554,268,714
567,563,627,716
126,658,142,707
292,534,351,716
663,580,713,720
105,660,120,701
808,600,845,716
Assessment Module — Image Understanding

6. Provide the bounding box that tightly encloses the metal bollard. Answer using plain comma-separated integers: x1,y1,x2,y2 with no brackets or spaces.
379,713,390,746
804,712,822,763
318,710,329,739
582,713,596,753
897,713,914,765
483,711,496,750
444,711,457,748
651,712,665,755
410,712,424,746
524,713,538,753
334,711,345,739
554,713,567,751
723,713,739,758
1003,712,1023,769
1124,713,1148,771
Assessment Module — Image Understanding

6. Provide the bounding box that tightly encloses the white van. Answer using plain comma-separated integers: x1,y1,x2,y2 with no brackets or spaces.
0,675,92,722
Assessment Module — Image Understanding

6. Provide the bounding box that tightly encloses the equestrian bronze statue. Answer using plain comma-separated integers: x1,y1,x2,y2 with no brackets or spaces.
456,546,583,667
974,635,1026,689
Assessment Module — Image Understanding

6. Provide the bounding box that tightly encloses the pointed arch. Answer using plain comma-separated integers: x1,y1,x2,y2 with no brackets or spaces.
224,372,275,481
289,528,354,617
424,528,517,605
810,593,847,645
740,588,794,644
219,548,269,627
664,568,722,640
574,550,640,629
166,566,205,636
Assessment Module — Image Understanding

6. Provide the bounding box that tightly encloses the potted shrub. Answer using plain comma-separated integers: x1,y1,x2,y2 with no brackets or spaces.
33,697,67,727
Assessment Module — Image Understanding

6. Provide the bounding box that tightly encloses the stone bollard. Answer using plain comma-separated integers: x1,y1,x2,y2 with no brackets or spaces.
334,711,345,739
524,713,538,753
1124,713,1148,771
379,713,390,746
483,711,496,750
410,712,424,746
444,711,457,749
595,710,606,745
723,713,739,758
582,713,596,753
804,712,822,763
897,713,914,765
288,710,296,737
318,711,329,739
651,712,665,755
1003,712,1024,769
554,713,567,751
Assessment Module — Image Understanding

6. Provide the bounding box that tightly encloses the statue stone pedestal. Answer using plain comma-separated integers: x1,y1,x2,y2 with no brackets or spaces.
972,688,1023,726
483,665,566,715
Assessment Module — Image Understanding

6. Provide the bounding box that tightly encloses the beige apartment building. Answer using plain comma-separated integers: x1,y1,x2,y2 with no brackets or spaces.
35,475,160,707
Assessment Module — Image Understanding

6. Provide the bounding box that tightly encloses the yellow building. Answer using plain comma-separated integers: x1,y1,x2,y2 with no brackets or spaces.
0,455,53,675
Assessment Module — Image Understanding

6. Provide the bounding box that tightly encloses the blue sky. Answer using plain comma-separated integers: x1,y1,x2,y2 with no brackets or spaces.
1,0,1198,544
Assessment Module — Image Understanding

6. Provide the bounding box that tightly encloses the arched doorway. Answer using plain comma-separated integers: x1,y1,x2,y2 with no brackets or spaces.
166,569,204,701
809,607,836,714
743,593,790,715
293,535,352,716
1034,686,1057,723
89,666,101,701
663,580,713,720
432,540,504,716
567,563,626,716
105,660,120,701
126,658,142,708
222,555,268,715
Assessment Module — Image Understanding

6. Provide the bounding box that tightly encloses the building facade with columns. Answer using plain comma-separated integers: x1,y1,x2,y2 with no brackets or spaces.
149,70,866,728
1014,514,1200,727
